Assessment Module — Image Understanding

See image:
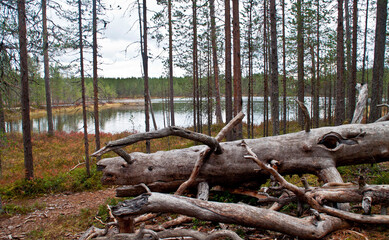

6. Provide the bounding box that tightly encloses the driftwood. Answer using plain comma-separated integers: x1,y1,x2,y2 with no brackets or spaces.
89,104,389,239
96,121,389,197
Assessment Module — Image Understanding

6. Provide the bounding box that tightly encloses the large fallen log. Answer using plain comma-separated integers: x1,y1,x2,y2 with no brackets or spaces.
96,121,389,196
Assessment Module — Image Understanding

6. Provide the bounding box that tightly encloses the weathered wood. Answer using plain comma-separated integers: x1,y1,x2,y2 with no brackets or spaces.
110,192,349,240
97,121,389,195
174,111,245,195
351,83,368,124
93,126,223,157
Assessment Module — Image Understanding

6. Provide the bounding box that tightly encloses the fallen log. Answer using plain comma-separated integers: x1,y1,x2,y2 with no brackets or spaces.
96,121,389,196
109,192,349,240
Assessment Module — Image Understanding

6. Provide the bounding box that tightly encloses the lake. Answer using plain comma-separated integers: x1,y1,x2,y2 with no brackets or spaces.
6,97,329,134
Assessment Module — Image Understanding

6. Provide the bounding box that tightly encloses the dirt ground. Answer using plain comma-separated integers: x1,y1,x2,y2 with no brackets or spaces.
0,188,116,240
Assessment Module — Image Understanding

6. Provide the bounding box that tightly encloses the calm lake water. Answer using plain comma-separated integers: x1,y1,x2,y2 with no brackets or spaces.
6,97,329,134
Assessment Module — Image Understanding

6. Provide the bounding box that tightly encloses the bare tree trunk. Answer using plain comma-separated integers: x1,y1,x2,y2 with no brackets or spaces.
210,0,223,124
232,0,242,139
349,0,358,119
282,0,287,134
270,0,279,136
297,0,305,129
168,0,174,126
247,0,253,138
92,0,100,161
192,0,198,133
314,0,320,128
263,0,269,137
79,0,89,176
18,0,33,180
369,0,387,122
361,0,369,85
225,0,233,141
42,0,53,136
345,0,353,121
335,0,345,125
143,0,150,153
328,66,333,125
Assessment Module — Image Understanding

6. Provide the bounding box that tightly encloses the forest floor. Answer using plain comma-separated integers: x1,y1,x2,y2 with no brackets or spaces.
1,187,389,240
0,188,116,239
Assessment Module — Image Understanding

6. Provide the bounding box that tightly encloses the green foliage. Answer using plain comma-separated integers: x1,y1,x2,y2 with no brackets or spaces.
0,167,102,199
96,197,121,222
1,202,46,216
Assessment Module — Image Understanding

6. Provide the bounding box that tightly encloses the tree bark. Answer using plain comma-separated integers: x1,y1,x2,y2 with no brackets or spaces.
282,0,286,134
361,0,369,85
335,0,345,125
78,0,90,176
42,0,53,136
168,0,174,126
143,0,150,153
369,0,388,122
97,121,389,195
92,0,100,161
297,0,305,129
225,0,233,141
270,0,279,136
111,192,349,240
210,0,223,124
18,0,34,180
232,0,242,139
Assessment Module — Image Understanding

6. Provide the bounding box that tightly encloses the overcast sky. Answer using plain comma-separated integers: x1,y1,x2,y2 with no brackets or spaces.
97,0,182,78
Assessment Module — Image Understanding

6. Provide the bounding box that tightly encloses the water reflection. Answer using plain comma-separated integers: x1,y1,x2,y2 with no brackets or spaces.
6,97,330,134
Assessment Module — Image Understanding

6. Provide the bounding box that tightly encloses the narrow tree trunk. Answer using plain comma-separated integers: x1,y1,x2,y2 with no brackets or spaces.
350,0,358,119
345,0,353,121
369,0,387,122
247,0,253,138
314,0,320,128
225,0,233,140
270,0,279,136
297,0,305,129
193,0,198,133
335,0,345,125
282,0,287,134
18,0,34,180
0,87,5,133
210,0,223,124
143,0,150,153
328,66,333,125
92,0,100,160
361,0,369,85
42,0,53,136
168,0,175,126
263,0,269,137
232,0,242,139
79,0,90,176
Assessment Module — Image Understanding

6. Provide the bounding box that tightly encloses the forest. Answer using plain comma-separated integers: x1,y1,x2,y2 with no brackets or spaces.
1,0,389,239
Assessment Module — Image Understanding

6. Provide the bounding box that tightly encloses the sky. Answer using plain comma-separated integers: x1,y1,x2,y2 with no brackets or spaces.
96,0,181,78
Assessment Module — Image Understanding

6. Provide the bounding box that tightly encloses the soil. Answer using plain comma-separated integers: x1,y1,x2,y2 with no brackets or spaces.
0,188,116,240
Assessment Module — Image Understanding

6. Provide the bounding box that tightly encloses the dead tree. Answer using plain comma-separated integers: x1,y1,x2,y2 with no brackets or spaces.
89,105,389,239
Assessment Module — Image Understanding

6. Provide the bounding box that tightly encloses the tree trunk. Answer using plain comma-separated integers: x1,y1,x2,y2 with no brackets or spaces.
345,0,353,121
269,0,279,136
96,121,389,195
361,0,369,85
314,0,320,128
297,0,305,129
42,0,53,136
210,0,223,124
225,0,233,141
335,0,345,125
17,0,34,180
111,192,349,240
369,0,388,122
143,0,150,153
282,0,287,134
168,0,174,126
92,0,100,160
192,0,198,133
232,0,242,139
78,0,90,176
263,0,269,137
